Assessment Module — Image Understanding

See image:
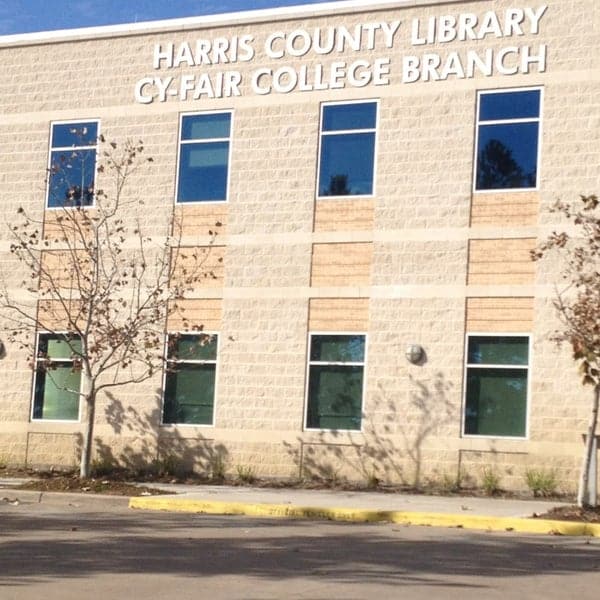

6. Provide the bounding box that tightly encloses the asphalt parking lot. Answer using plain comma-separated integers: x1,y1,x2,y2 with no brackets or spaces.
1,492,600,600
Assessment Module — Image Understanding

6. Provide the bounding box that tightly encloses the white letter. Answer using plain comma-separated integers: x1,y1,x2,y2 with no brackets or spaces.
273,66,298,93
180,74,196,101
521,44,547,73
265,32,285,59
135,77,155,103
497,47,519,75
329,62,347,89
238,35,255,61
173,42,194,68
422,54,442,81
195,40,212,65
252,68,272,95
504,9,525,36
525,5,548,34
402,56,421,83
458,13,478,41
411,19,426,45
478,12,503,39
313,27,335,54
362,23,379,50
337,25,362,52
223,71,242,97
373,57,391,85
380,20,401,48
153,43,173,69
212,38,230,64
438,15,457,43
348,60,372,87
441,52,465,79
287,29,312,57
466,48,493,77
155,77,174,102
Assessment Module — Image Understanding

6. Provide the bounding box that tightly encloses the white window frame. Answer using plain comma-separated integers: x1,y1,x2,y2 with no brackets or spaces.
45,119,100,210
472,86,543,194
316,99,379,200
175,110,234,205
161,331,220,427
30,331,82,423
304,331,368,433
461,332,531,440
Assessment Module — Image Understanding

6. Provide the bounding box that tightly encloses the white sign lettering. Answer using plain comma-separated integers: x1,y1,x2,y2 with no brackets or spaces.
133,5,548,103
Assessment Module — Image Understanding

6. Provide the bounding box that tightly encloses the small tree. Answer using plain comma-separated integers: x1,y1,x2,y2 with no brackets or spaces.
532,194,600,507
0,135,217,478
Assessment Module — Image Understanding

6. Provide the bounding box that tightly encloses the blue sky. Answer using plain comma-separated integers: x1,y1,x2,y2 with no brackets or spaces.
0,0,331,35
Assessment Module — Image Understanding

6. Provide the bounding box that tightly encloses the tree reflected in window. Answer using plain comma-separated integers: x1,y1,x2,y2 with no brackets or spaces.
474,89,541,191
477,138,536,191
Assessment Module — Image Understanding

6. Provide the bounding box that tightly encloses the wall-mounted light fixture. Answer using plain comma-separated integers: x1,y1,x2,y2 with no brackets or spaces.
0,340,5,359
405,343,424,364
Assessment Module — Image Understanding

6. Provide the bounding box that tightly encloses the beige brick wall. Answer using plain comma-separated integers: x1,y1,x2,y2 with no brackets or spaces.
0,0,598,491
313,199,374,232
172,245,225,289
308,298,369,331
466,297,534,333
311,242,372,287
467,238,536,285
167,298,222,331
470,192,539,227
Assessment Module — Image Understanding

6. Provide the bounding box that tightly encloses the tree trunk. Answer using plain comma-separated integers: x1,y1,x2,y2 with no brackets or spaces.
577,385,600,507
79,373,95,479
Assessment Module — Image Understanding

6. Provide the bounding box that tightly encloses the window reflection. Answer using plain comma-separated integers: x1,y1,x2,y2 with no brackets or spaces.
318,101,377,197
47,122,98,208
475,89,541,191
177,112,232,203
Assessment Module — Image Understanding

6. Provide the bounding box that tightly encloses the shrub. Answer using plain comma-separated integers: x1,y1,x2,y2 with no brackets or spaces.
525,468,558,497
481,467,501,496
235,464,256,484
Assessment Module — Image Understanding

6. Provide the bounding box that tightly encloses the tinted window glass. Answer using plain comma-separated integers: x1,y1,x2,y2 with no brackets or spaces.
51,122,98,147
322,102,377,131
310,335,365,362
319,133,375,196
479,90,540,121
468,336,529,365
476,122,539,190
182,113,231,140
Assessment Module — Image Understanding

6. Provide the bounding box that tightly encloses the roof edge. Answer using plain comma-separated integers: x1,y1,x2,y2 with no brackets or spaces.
0,0,488,48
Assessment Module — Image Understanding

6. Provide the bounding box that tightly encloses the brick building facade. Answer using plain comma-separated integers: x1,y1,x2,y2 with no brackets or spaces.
0,0,598,492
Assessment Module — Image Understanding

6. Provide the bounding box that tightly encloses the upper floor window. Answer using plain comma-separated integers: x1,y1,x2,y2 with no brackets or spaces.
474,88,542,191
176,112,232,203
47,121,98,208
32,333,82,421
463,335,530,438
317,101,378,198
305,333,366,431
162,333,218,425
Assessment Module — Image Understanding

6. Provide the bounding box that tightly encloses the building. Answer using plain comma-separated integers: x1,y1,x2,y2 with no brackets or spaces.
0,0,598,492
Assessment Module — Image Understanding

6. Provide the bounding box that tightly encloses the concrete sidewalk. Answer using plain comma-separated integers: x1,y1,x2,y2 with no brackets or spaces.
129,483,600,537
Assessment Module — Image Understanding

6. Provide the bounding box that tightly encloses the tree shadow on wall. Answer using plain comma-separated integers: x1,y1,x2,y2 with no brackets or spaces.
92,390,229,479
285,372,455,489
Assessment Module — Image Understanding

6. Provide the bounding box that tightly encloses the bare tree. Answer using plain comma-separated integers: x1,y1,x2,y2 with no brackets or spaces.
1,135,218,478
532,194,600,507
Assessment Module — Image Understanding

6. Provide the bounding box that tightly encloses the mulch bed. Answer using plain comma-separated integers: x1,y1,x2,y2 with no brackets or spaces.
11,473,168,496
5,466,600,522
534,505,600,523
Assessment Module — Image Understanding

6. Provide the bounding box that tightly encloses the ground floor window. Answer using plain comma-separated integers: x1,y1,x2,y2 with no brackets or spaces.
32,333,82,421
305,334,366,431
162,333,218,425
464,335,529,437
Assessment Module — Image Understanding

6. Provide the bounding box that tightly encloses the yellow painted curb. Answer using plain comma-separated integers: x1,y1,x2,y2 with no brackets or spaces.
129,496,600,537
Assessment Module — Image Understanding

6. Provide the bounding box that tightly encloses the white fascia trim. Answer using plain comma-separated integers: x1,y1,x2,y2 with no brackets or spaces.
0,0,488,48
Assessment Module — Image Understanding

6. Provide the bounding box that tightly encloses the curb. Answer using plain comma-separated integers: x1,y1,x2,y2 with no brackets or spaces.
128,496,600,537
